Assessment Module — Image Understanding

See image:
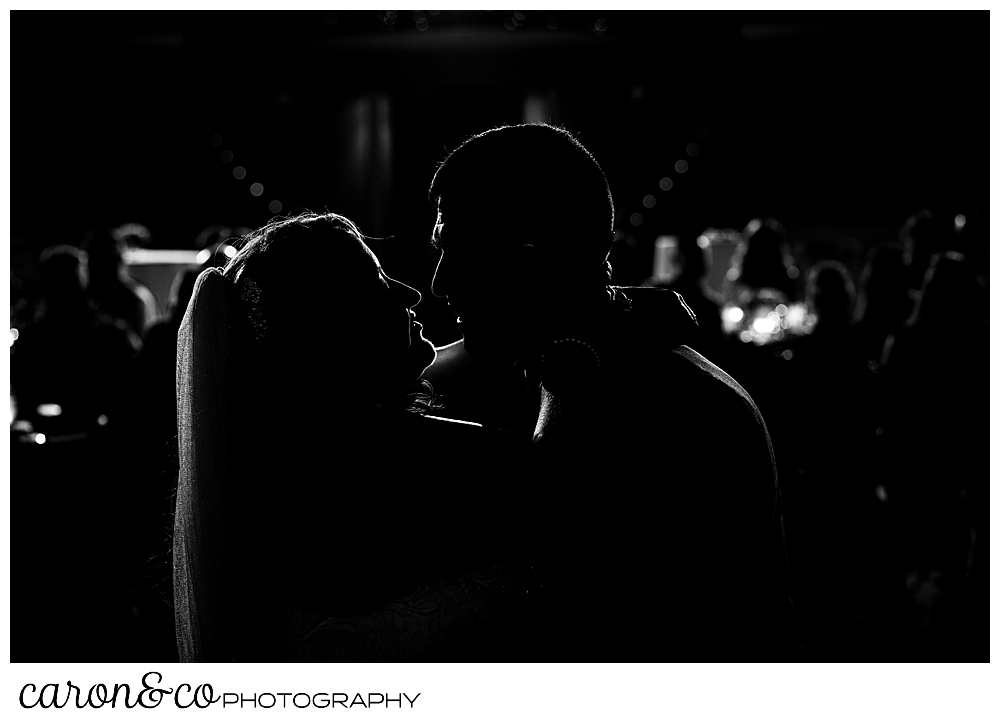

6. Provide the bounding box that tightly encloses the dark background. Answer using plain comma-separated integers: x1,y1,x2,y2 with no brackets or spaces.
12,9,987,344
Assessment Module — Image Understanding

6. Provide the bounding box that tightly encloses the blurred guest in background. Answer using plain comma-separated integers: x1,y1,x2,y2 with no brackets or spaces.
423,123,793,660
174,212,546,662
879,250,986,657
805,261,856,331
723,217,800,307
11,244,139,434
853,242,913,368
83,227,158,339
882,252,986,567
11,245,154,662
899,210,957,301
195,223,251,254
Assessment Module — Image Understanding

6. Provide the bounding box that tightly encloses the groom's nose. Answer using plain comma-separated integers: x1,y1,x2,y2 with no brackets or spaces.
431,250,452,300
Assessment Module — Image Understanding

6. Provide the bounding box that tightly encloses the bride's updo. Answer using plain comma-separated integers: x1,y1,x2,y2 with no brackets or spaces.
221,212,435,417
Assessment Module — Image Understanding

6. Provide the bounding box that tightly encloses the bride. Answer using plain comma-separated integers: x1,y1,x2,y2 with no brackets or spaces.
173,212,548,661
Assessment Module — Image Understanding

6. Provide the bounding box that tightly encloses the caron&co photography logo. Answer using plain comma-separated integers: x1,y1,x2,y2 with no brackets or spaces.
19,672,421,710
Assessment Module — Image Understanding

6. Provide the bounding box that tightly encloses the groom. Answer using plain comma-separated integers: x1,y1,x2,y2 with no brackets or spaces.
421,123,794,659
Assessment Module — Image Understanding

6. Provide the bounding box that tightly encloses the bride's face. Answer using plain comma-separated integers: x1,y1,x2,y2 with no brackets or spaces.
357,241,437,387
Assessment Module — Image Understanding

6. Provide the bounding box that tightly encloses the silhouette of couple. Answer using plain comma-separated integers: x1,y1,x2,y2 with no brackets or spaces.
174,123,792,661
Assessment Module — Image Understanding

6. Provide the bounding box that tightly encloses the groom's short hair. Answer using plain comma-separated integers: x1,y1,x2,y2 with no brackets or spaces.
429,123,616,267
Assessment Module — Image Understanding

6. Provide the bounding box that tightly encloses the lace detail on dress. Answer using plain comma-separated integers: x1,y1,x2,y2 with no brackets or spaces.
279,562,542,661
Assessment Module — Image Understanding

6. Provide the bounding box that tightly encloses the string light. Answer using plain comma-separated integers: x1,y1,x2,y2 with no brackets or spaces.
627,126,709,236
202,116,294,215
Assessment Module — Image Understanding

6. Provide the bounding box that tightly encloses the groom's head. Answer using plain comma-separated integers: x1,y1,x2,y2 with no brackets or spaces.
429,123,615,360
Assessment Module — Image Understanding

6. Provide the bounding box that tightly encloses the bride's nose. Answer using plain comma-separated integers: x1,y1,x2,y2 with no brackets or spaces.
388,276,422,309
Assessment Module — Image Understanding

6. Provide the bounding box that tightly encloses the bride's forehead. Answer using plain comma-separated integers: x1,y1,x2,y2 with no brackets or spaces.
343,235,380,269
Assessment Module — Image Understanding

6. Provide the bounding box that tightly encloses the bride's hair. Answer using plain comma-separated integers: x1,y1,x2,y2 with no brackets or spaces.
173,212,437,659
223,211,366,341
220,211,437,415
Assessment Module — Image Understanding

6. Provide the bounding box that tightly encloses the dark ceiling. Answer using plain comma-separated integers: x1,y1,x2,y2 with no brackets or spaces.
12,10,987,259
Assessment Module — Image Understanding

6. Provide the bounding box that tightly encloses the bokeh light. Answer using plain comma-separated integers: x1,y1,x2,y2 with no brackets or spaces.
37,403,62,417
659,177,673,191
675,160,689,173
219,150,233,163
642,194,656,208
955,213,967,230
269,199,283,214
208,133,222,147
233,166,247,180
686,143,701,156
547,15,559,29
630,212,643,226
250,182,264,196
696,126,710,140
